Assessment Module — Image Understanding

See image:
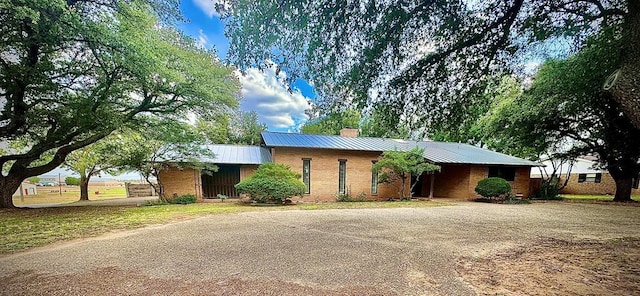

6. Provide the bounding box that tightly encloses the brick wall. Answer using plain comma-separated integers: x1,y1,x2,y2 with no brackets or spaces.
158,166,202,200
559,173,639,195
421,165,471,199
467,166,532,198
240,165,258,181
273,147,407,202
421,165,532,199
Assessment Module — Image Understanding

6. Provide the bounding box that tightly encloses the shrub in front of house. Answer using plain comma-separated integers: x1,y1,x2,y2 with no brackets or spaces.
171,194,197,204
475,177,511,200
235,163,306,204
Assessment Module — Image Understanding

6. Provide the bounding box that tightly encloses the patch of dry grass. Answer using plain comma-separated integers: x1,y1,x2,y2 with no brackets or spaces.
13,185,128,206
457,237,640,295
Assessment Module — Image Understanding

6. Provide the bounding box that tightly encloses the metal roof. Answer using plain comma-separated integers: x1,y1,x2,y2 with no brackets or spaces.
261,132,540,166
200,144,271,164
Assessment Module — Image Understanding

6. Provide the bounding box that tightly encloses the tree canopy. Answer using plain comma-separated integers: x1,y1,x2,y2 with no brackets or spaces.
64,131,138,201
301,108,360,135
0,0,240,208
477,28,640,201
197,110,267,145
373,147,440,200
221,0,637,139
119,118,217,199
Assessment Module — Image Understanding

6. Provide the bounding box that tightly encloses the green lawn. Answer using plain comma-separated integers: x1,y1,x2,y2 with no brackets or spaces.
560,194,640,201
0,200,448,254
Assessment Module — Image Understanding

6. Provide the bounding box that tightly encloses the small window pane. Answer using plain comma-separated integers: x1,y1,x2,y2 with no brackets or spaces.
338,160,346,194
303,159,311,194
371,161,378,194
578,173,587,183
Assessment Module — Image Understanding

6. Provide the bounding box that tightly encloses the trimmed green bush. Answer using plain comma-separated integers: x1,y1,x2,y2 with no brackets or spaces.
475,177,511,198
172,194,197,204
235,163,306,203
65,176,81,186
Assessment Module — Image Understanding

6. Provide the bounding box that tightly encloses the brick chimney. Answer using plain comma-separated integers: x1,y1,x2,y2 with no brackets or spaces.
339,128,358,138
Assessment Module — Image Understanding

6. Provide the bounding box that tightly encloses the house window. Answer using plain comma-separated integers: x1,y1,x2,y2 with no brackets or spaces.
302,158,311,194
338,159,347,194
371,160,378,195
578,173,602,183
488,167,516,181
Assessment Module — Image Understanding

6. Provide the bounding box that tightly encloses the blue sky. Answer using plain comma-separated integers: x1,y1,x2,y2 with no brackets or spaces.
179,0,316,132
50,1,318,180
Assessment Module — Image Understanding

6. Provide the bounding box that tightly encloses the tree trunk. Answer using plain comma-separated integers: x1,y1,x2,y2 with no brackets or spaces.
0,176,24,208
613,177,633,202
609,1,640,129
409,173,423,200
79,174,90,201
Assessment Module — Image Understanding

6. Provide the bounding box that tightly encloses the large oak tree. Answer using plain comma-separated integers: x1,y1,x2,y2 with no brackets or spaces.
221,0,637,137
476,29,640,201
0,0,240,208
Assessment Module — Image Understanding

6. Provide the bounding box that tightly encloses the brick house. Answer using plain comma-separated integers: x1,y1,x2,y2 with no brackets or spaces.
159,129,540,201
532,157,640,195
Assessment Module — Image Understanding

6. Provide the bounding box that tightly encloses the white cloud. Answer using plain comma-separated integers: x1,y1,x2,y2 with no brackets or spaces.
197,29,209,48
193,0,227,18
237,62,311,130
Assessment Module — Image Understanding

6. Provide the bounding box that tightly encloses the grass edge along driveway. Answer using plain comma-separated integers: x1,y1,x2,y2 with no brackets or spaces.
0,201,449,254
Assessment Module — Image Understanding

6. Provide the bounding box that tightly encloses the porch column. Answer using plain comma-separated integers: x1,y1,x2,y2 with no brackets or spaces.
429,173,435,199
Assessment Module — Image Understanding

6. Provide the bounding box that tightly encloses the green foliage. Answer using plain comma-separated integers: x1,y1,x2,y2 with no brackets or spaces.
235,163,306,203
27,177,40,184
65,177,80,186
118,120,217,199
221,1,630,140
475,178,512,199
534,178,564,200
373,147,440,199
359,108,410,139
63,132,136,199
0,0,239,208
171,194,197,205
197,110,266,145
478,28,640,201
301,109,360,135
336,191,367,202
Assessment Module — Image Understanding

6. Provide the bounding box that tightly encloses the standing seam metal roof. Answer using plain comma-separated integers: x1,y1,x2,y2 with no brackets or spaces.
261,132,540,166
199,144,271,164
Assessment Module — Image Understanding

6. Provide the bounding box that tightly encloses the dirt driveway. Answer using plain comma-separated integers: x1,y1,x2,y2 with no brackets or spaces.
1,202,639,295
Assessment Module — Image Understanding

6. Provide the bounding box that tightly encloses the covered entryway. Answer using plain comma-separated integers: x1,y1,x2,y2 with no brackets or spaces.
198,145,272,199
202,165,240,198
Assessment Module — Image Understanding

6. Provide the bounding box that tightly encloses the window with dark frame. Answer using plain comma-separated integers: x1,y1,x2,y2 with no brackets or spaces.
488,167,516,181
578,173,602,183
371,160,378,195
302,158,311,194
578,173,587,183
338,159,347,194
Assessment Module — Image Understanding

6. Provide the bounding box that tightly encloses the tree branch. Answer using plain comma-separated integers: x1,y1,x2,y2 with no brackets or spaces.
391,0,524,88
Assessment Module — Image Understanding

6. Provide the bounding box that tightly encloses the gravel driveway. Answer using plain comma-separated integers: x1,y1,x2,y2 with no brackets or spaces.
1,202,639,295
